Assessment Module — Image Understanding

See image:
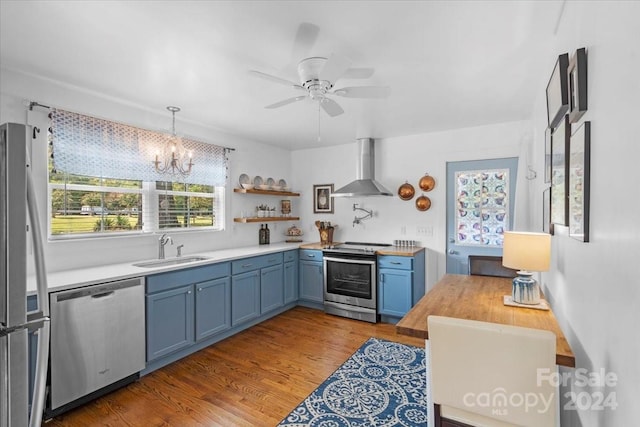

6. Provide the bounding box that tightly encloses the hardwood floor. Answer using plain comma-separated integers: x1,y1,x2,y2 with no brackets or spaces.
45,306,424,426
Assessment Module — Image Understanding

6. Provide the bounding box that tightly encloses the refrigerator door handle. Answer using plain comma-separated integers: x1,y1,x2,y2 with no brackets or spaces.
0,316,48,337
26,147,50,427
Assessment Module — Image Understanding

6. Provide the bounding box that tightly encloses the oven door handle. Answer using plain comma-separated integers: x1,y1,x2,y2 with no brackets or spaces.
323,256,376,265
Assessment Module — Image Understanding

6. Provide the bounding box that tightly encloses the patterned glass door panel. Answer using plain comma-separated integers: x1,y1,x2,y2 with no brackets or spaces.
455,169,509,247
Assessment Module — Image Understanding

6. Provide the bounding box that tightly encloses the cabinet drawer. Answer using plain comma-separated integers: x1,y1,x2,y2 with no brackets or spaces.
299,249,322,261
284,249,298,263
378,255,413,270
147,262,230,294
232,252,283,274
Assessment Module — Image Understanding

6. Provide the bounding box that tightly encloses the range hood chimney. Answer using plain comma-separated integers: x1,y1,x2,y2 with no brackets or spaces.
331,138,393,197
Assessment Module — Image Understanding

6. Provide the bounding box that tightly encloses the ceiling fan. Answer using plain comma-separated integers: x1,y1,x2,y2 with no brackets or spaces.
249,24,390,117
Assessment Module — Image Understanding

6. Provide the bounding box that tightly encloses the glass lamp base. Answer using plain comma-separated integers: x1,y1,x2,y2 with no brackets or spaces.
512,271,540,305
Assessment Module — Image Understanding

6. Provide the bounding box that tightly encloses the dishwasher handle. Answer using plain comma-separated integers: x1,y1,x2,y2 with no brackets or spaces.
54,277,143,302
91,291,115,299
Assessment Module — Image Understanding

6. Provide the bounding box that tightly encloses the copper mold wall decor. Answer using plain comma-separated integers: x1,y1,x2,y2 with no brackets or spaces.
398,181,415,200
416,194,431,211
419,173,436,191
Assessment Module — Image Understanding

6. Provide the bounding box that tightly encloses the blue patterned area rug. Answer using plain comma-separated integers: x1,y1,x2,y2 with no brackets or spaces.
278,337,428,426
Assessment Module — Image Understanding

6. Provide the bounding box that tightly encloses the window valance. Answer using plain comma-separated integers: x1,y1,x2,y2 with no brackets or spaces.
50,109,228,186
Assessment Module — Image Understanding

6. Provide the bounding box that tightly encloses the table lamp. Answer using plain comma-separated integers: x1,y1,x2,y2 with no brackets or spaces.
502,231,551,305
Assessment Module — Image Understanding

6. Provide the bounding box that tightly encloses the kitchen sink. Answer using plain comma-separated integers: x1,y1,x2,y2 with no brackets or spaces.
132,256,210,268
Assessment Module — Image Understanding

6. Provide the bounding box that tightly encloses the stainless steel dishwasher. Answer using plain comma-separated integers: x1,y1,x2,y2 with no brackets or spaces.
49,277,145,415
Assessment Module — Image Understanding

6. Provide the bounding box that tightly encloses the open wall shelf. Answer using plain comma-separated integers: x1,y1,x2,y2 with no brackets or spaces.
233,217,300,223
234,188,300,197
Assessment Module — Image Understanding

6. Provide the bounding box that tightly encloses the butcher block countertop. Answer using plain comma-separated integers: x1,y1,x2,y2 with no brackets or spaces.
396,274,576,367
299,242,424,256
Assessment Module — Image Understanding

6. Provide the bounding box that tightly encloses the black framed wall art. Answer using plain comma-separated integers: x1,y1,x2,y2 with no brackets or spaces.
543,187,551,233
544,127,552,183
546,53,569,129
568,47,588,123
313,184,334,213
551,115,570,226
569,121,591,242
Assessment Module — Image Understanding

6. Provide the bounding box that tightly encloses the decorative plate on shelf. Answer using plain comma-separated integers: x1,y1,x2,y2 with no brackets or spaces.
278,179,287,189
266,177,275,189
239,173,251,186
253,175,263,187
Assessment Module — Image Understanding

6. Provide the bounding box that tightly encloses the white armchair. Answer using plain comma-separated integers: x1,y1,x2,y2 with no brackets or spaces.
428,315,558,427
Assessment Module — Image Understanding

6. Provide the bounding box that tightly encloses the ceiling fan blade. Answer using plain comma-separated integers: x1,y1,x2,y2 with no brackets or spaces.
320,98,344,117
342,67,375,79
291,23,320,59
332,86,391,99
265,96,307,109
320,53,352,84
249,70,304,89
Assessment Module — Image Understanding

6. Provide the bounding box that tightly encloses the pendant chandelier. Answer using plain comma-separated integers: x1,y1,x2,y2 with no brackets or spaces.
153,106,193,177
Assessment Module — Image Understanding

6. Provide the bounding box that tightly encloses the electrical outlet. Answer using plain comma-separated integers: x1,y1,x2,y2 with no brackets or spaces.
417,226,433,237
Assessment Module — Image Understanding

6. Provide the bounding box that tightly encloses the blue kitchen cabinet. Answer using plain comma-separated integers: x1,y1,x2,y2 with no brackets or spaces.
283,250,298,304
195,277,231,340
260,264,284,314
146,263,230,362
231,252,284,325
378,269,412,318
299,249,323,303
378,252,425,320
147,285,195,360
231,270,260,325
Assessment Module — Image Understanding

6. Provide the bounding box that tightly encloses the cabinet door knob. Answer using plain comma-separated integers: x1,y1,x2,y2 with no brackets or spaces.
187,290,192,294
390,261,401,265
242,263,253,268
198,288,202,292
307,254,315,258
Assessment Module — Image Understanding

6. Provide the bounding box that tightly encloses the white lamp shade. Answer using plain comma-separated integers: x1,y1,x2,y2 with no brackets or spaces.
502,231,551,272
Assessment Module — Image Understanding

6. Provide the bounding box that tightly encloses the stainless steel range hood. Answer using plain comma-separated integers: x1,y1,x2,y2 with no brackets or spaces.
331,138,393,197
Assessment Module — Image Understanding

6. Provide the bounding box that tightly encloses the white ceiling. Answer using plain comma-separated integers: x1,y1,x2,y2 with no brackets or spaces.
0,1,564,150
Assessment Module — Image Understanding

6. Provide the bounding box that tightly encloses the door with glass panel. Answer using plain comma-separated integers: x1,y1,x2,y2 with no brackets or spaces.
446,158,518,274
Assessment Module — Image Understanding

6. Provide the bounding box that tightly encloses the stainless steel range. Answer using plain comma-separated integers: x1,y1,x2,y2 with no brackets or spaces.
322,242,391,323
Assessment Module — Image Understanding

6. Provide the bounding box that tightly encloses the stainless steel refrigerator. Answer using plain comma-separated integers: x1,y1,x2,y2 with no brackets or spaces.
1,123,50,427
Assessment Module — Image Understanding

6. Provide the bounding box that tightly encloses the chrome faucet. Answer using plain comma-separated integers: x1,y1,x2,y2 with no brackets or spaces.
352,204,373,227
158,234,173,259
176,244,184,257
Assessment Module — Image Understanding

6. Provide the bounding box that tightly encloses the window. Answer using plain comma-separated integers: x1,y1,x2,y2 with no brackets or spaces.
454,169,510,246
48,109,227,238
49,169,143,236
154,181,222,230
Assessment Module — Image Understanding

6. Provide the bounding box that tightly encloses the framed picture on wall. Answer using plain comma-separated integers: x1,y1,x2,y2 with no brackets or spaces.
568,47,588,123
551,115,570,226
543,187,551,234
544,127,552,183
569,121,591,242
313,184,334,213
546,53,570,129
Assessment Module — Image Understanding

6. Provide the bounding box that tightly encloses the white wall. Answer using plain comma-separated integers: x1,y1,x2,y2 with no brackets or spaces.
526,2,640,425
291,120,530,291
0,68,293,273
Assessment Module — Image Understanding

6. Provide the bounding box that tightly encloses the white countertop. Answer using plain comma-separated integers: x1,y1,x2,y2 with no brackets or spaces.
28,242,304,295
